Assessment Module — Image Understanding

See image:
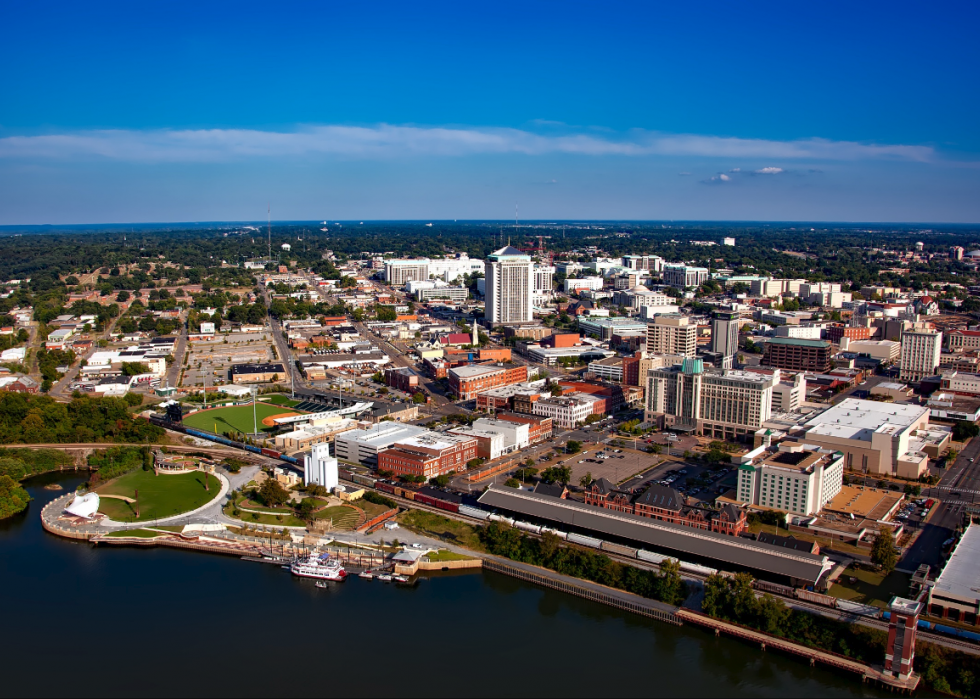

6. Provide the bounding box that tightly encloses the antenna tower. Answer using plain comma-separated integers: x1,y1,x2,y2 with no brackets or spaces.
267,204,271,263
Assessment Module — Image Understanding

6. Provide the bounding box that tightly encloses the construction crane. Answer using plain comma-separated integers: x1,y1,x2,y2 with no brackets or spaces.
518,235,553,264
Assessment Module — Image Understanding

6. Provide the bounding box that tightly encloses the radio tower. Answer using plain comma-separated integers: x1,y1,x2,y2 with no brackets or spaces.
267,204,272,264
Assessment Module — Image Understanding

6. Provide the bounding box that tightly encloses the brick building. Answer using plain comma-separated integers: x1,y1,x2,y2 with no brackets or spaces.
448,363,529,400
384,366,420,393
492,411,554,443
825,324,871,344
762,337,833,372
584,479,747,536
376,432,478,479
230,362,287,384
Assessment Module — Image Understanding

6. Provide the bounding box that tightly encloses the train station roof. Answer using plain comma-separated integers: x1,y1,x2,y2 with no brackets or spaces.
477,487,830,584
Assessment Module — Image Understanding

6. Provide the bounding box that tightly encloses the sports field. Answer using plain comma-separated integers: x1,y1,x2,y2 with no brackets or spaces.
182,403,301,434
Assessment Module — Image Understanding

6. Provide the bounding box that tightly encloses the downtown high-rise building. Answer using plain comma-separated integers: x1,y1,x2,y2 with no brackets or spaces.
485,246,533,326
711,309,740,370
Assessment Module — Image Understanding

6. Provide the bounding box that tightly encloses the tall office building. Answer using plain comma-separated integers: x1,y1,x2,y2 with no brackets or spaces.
645,358,777,439
711,310,740,370
532,264,555,293
485,246,533,326
899,328,942,382
645,314,697,357
662,264,709,289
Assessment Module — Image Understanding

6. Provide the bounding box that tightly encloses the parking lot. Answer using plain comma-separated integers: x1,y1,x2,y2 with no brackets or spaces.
180,332,275,388
545,442,660,487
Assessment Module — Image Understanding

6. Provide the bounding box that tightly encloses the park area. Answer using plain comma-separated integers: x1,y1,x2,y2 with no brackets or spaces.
96,469,221,522
182,403,304,434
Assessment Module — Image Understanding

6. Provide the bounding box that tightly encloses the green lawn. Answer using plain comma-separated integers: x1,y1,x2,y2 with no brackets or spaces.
314,505,362,530
224,501,307,527
181,403,300,434
261,395,300,408
96,469,221,522
828,566,911,609
353,498,392,520
425,549,474,562
398,510,484,551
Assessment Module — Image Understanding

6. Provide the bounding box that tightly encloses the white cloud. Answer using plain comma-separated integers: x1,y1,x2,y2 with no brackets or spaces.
754,166,784,174
0,124,938,163
702,173,732,184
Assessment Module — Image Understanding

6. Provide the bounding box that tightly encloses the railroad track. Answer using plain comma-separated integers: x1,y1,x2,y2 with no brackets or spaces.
346,476,980,655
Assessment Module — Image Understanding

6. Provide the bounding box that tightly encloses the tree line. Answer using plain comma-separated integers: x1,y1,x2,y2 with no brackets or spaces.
0,393,163,444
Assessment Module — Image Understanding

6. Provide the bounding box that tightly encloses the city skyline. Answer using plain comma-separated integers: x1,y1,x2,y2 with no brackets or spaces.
2,0,978,224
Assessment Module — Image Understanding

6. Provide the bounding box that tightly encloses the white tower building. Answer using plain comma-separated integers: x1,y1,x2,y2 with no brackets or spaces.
485,246,533,326
304,442,338,489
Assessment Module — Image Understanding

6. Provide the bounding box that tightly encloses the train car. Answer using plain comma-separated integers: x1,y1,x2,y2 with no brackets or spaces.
261,448,281,458
540,527,568,540
600,541,638,558
435,499,460,514
637,550,668,565
280,454,299,465
351,474,377,488
837,599,882,619
755,580,796,597
244,445,262,454
794,588,838,608
566,533,602,548
459,505,491,521
374,481,397,495
679,561,717,576
514,521,541,534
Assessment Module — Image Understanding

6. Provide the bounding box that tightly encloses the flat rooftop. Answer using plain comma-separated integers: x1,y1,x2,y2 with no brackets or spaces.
450,364,504,379
823,485,903,521
804,398,928,442
396,432,473,451
933,524,980,603
478,487,829,583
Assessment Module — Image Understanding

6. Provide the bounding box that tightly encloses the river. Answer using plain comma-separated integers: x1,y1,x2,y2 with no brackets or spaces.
1,473,893,698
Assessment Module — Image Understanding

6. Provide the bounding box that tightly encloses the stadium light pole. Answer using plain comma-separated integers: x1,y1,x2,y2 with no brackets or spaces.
251,385,259,436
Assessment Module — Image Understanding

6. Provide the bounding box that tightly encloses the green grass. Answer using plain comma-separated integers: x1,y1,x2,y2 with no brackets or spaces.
313,505,362,530
398,510,484,551
234,496,294,514
261,395,300,407
352,498,392,520
223,501,306,527
104,528,168,538
828,566,911,609
96,470,221,522
181,403,301,434
425,549,474,562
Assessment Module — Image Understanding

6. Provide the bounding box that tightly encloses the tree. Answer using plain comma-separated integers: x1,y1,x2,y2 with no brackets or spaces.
579,471,594,488
952,421,980,442
541,465,572,485
258,478,290,508
565,440,582,454
871,527,898,573
504,478,520,488
412,392,426,404
429,474,450,488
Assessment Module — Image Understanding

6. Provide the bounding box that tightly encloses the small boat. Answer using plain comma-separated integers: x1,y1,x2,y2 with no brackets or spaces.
393,574,409,583
315,581,328,589
359,570,375,580
377,573,392,582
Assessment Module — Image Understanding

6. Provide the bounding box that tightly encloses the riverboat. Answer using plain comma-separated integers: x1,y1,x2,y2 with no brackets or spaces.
290,553,348,582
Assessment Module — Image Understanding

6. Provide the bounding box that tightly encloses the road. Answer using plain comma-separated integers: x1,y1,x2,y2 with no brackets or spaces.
899,434,980,572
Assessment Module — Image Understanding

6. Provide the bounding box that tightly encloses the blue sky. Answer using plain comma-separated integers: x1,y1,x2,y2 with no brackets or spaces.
2,0,978,224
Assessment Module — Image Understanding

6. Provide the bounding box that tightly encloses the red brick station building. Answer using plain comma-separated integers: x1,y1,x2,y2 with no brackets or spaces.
585,479,747,536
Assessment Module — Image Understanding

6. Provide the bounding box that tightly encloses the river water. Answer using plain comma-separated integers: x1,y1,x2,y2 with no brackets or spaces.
1,474,893,698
